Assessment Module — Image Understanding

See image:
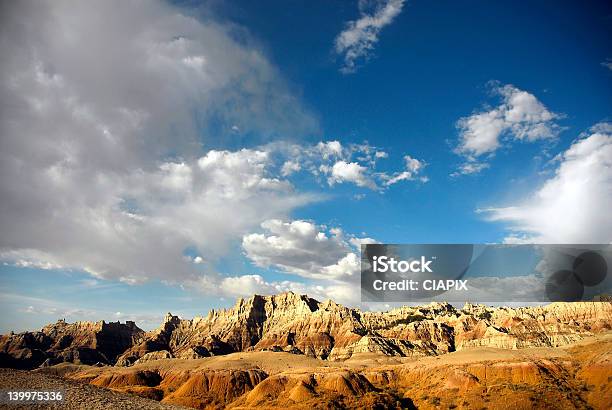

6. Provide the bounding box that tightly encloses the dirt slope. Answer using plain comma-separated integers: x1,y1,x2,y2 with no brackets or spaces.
40,333,612,409
0,368,187,409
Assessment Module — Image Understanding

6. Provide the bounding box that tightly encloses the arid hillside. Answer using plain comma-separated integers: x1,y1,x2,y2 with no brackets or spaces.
1,293,611,409
2,292,611,370
30,333,612,409
0,318,144,369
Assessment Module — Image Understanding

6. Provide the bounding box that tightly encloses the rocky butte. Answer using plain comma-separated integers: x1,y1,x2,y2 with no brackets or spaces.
0,292,611,408
1,292,612,368
0,319,144,369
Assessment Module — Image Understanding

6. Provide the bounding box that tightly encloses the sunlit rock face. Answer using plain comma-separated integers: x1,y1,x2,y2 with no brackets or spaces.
2,292,611,369
114,294,612,365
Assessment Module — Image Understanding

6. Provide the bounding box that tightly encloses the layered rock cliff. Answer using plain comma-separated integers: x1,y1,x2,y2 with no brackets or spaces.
1,292,611,369
0,319,144,369
115,293,612,365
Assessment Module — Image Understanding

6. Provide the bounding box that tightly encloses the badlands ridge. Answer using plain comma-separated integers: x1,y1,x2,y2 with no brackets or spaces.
1,292,611,408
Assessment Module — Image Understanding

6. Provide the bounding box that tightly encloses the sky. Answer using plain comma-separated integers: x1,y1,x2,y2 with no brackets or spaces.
0,0,611,332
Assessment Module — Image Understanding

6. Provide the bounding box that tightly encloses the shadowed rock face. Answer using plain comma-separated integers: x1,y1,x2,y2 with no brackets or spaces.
0,320,144,369
2,292,612,369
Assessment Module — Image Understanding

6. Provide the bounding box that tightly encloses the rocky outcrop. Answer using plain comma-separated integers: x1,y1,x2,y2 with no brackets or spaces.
234,370,390,409
54,334,612,409
0,319,144,369
112,294,611,365
134,350,173,365
2,293,611,369
115,313,181,366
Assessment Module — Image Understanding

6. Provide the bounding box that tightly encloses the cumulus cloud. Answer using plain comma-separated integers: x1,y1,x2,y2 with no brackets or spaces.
236,219,383,304
328,161,376,189
0,147,317,283
203,273,359,306
280,160,301,177
242,219,374,282
0,0,320,283
0,0,426,306
219,275,297,298
479,123,612,243
454,83,563,174
334,0,405,73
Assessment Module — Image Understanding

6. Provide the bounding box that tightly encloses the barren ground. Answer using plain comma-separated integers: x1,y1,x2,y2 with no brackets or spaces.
1,333,610,409
0,368,188,409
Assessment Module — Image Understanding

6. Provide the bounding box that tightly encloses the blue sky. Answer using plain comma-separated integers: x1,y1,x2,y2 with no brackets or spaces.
1,0,611,332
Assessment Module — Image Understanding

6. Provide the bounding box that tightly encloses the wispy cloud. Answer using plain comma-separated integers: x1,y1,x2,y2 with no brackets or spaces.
381,155,428,185
334,0,405,73
1,291,163,330
450,161,490,177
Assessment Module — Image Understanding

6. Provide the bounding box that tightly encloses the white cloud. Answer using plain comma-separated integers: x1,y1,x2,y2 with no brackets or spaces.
280,160,301,177
242,219,372,282
197,149,294,197
0,0,425,301
334,0,405,73
375,151,389,159
328,161,376,189
457,110,506,157
267,140,426,190
450,161,490,177
479,123,612,243
0,0,320,284
349,237,379,248
455,83,563,174
205,273,359,306
383,155,427,185
404,155,424,173
0,146,319,284
219,274,296,298
602,59,612,71
317,140,344,159
383,172,413,185
9,257,64,271
159,162,193,191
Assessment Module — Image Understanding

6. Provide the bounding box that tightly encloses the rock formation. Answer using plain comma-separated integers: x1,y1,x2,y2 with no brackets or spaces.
46,334,612,409
115,293,612,365
1,292,611,370
0,319,144,369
